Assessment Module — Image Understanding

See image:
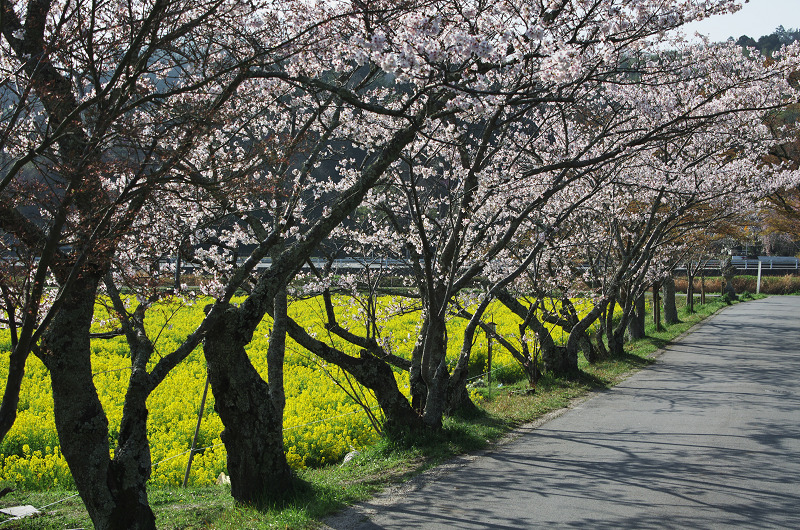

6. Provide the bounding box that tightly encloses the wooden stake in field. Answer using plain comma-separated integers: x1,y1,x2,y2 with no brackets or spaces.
184,374,210,487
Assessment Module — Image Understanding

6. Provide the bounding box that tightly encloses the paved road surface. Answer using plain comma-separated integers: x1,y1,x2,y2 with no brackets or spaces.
325,296,800,529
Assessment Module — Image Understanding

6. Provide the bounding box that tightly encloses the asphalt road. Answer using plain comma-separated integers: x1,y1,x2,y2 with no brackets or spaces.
325,296,800,529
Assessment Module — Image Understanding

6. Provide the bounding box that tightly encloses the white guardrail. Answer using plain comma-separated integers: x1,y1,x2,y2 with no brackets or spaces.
673,256,800,273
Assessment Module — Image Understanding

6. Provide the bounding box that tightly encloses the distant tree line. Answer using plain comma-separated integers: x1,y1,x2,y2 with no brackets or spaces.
737,26,800,56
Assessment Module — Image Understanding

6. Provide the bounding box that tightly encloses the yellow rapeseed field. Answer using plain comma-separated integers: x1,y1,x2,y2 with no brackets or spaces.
0,294,587,489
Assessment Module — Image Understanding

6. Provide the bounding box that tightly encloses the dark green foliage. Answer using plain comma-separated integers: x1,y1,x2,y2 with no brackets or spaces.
737,26,800,56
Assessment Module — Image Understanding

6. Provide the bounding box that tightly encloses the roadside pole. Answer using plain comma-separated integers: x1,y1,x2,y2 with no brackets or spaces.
757,260,762,295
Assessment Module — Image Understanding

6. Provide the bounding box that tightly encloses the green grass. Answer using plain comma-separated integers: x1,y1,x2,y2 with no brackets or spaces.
0,294,758,529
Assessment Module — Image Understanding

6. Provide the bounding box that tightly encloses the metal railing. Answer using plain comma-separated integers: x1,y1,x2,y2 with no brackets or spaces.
674,256,800,273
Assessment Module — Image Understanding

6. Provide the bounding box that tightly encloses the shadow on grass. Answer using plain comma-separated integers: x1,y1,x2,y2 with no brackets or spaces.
642,335,671,351
384,407,507,458
574,370,613,389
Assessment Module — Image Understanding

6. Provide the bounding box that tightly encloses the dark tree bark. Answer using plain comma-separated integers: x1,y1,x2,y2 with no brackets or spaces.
559,298,597,364
188,104,435,499
592,326,609,361
445,374,479,417
627,293,646,340
568,300,607,364
533,313,574,376
612,288,645,356
446,299,493,415
409,319,429,414
535,313,568,374
453,304,540,390
495,290,576,377
203,303,294,505
0,336,29,443
721,258,738,302
663,274,679,324
284,318,423,434
110,376,157,529
418,297,450,428
609,326,626,356
652,281,663,331
607,297,628,356
267,287,288,426
40,277,156,530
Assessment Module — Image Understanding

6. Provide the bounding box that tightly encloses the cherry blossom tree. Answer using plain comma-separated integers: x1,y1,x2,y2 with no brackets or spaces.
158,4,456,502
293,3,800,426
552,81,800,361
4,0,800,521
0,0,348,525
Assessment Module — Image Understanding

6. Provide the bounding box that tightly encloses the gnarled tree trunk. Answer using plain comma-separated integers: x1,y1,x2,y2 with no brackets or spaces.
567,300,607,364
41,277,156,530
445,301,490,415
203,302,294,506
607,297,626,357
495,290,576,377
284,317,423,435
534,312,574,376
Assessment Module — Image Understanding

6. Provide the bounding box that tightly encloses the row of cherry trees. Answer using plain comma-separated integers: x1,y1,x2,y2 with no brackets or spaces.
2,1,800,528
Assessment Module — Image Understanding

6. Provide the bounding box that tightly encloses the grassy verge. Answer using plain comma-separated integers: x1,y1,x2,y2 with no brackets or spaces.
1,294,759,529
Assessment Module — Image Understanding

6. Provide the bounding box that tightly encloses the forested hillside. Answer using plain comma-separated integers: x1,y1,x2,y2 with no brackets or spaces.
737,26,800,55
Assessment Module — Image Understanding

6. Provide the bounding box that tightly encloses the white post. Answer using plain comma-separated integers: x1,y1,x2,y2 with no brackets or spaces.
757,260,762,295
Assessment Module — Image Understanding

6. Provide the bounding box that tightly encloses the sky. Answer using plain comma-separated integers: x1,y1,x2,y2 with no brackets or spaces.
681,0,800,42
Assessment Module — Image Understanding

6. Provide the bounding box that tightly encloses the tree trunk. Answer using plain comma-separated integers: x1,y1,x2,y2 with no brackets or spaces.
721,261,737,302
609,325,626,356
652,281,663,331
627,294,646,340
663,274,679,324
409,319,429,414
491,291,539,384
518,333,541,386
419,307,450,428
41,277,156,530
203,303,294,506
592,327,609,361
445,380,477,416
110,376,157,529
0,345,29,444
495,291,575,377
445,303,487,415
589,303,609,362
533,309,575,376
568,301,606,364
283,317,423,435
268,287,288,426
607,298,625,356
686,270,695,313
